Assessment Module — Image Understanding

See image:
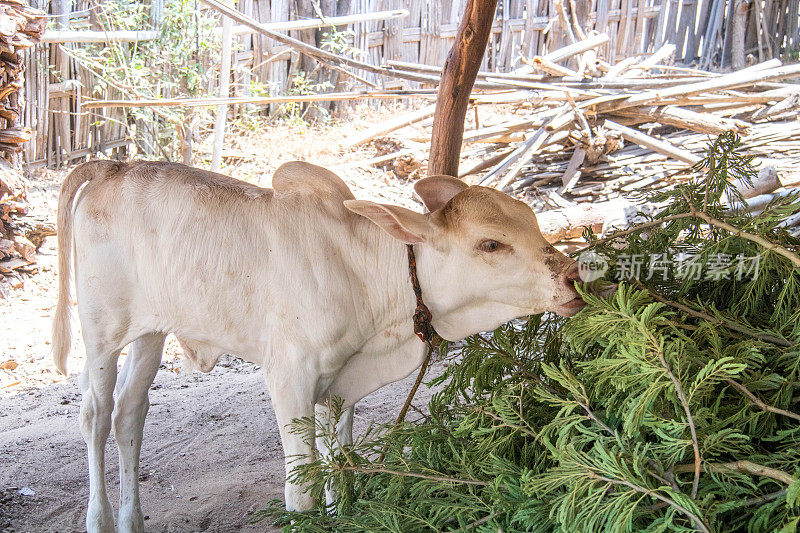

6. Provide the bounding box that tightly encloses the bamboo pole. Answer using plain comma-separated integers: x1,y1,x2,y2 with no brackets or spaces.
559,146,587,193
494,126,552,189
542,32,611,63
227,9,408,35
525,56,579,76
478,112,561,186
625,63,800,105
731,0,748,70
604,119,702,164
344,104,437,148
603,56,639,79
81,91,439,109
620,43,676,78
198,0,473,88
52,0,71,167
41,30,160,43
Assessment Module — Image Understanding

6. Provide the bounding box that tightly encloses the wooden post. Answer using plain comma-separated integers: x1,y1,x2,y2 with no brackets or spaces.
211,5,234,171
732,0,750,71
150,0,164,27
428,0,498,177
51,0,71,167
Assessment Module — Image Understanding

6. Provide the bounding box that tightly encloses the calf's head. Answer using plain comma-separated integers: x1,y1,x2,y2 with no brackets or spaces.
344,175,585,341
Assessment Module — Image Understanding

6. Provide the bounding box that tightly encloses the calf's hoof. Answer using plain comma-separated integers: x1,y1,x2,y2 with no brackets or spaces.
118,504,145,533
324,486,338,515
86,497,115,533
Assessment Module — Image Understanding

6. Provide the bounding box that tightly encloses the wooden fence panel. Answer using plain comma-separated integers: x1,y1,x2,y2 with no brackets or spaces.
20,0,800,169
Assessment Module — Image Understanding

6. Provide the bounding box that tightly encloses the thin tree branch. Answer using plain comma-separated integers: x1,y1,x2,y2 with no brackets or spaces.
586,472,710,533
587,213,695,247
674,460,796,486
740,489,787,507
589,189,800,270
408,402,431,422
377,343,435,463
725,379,800,421
691,208,800,268
338,464,488,486
395,346,433,427
631,279,791,347
577,383,620,441
637,325,702,500
472,405,538,438
447,513,492,532
678,189,800,268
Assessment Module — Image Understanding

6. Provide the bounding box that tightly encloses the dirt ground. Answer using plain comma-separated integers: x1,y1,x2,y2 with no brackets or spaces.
0,109,461,532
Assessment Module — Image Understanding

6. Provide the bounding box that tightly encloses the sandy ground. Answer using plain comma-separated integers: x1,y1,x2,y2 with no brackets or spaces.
0,351,442,533
0,113,455,532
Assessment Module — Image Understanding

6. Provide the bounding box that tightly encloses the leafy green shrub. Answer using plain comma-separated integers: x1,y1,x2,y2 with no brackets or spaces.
68,0,222,160
260,133,800,532
279,72,334,124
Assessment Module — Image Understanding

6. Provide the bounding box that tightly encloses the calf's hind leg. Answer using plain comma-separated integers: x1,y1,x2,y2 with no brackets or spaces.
80,342,122,533
113,333,166,533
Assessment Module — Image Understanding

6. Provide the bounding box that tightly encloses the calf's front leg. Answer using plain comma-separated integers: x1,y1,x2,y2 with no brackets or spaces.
265,367,318,511
324,339,429,409
314,402,355,509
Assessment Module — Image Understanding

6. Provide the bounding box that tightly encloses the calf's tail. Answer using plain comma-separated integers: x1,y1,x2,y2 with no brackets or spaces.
52,161,122,375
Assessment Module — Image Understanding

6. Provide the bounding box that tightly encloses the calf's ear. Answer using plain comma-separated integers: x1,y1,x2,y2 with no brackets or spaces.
414,175,468,212
344,200,431,244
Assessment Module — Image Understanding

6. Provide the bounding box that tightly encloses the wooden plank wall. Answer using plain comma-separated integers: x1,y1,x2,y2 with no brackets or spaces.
24,0,130,168
229,0,666,94
21,0,800,169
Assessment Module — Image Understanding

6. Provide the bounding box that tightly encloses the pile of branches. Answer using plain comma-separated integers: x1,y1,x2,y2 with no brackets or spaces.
379,35,800,208
0,170,54,288
0,168,54,287
262,134,800,532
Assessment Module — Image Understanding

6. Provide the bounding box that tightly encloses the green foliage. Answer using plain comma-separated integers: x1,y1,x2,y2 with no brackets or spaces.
320,27,366,62
68,0,223,159
259,133,800,532
278,72,334,124
277,25,363,123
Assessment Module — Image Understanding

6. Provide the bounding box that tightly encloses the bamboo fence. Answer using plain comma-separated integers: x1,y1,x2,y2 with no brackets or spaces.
20,0,800,169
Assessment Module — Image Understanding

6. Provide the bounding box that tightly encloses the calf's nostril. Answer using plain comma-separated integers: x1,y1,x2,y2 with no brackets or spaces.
562,262,582,286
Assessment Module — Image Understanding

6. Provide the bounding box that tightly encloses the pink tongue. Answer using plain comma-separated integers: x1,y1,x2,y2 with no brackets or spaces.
562,298,586,309
595,283,618,298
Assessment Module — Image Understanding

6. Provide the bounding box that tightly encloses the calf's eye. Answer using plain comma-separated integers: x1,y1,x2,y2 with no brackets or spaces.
478,239,503,253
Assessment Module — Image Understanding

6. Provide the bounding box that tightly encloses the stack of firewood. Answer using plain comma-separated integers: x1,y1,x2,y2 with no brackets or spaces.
0,0,44,159
0,0,46,286
1,162,32,275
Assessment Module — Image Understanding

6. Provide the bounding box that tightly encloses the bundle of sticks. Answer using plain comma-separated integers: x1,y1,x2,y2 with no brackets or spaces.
0,167,54,288
0,0,48,288
0,0,45,159
360,34,800,242
1,164,33,282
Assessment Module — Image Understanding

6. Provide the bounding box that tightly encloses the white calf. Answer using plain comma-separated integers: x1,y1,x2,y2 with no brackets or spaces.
52,160,583,532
